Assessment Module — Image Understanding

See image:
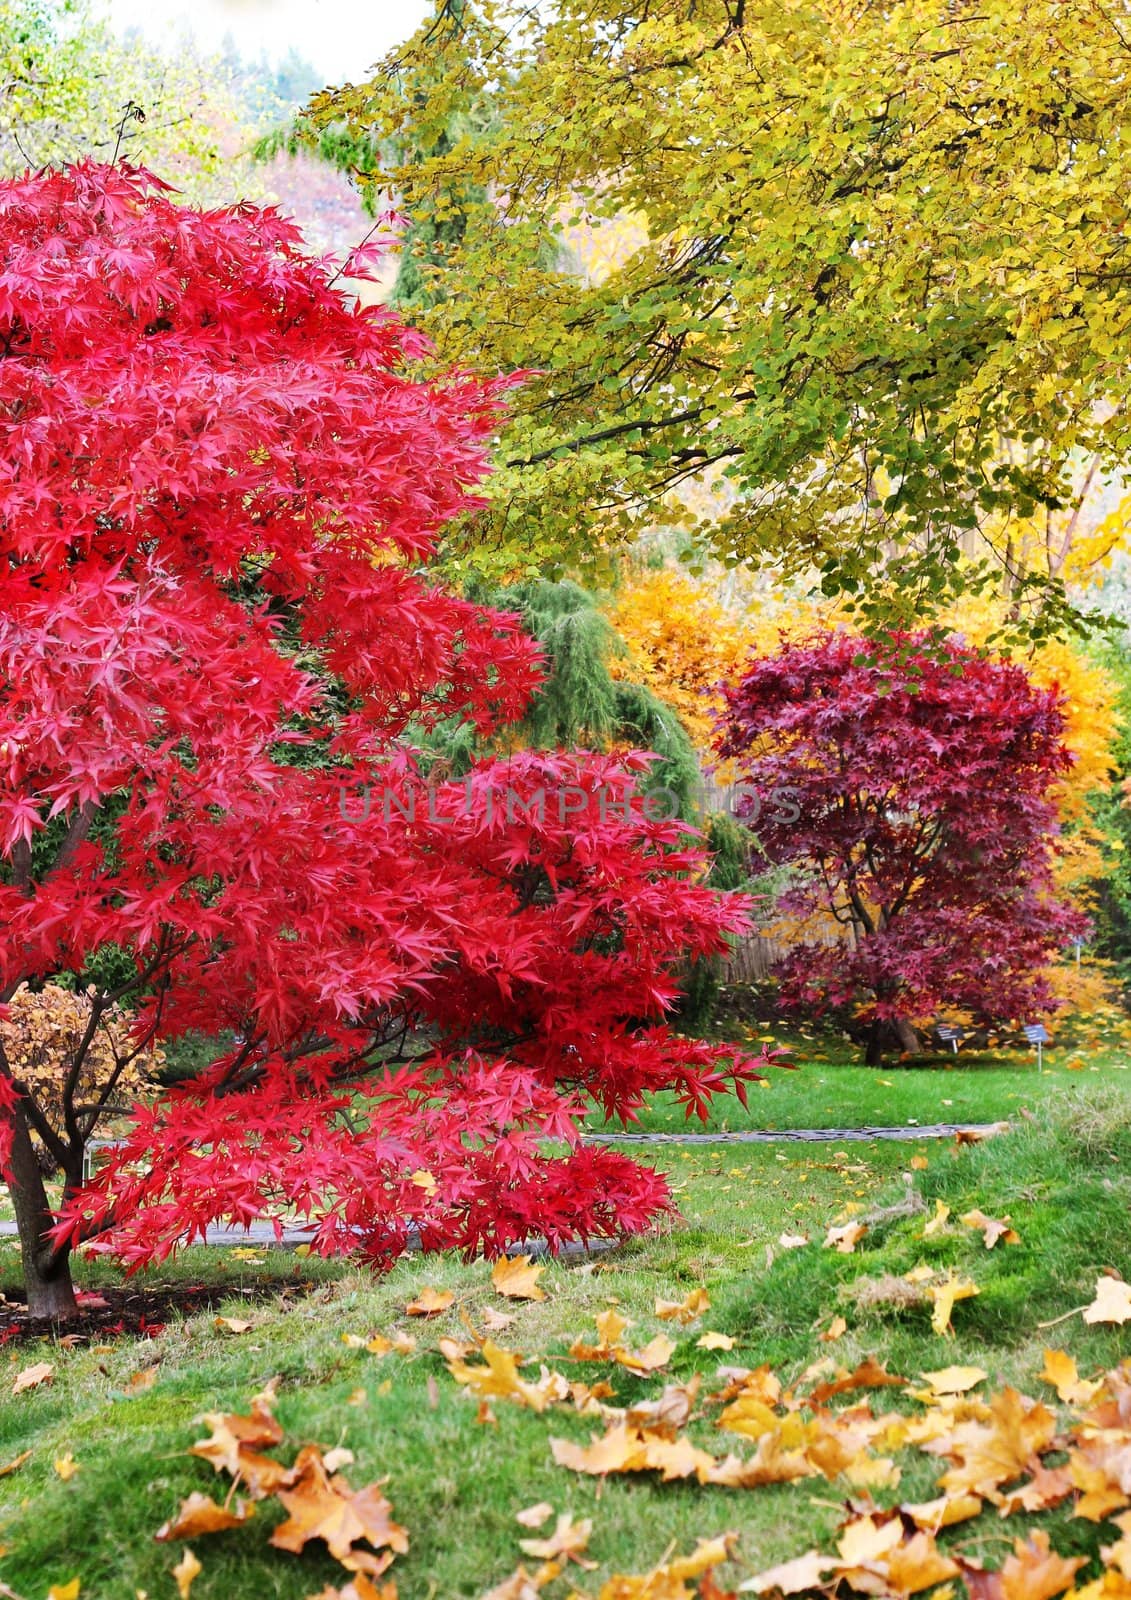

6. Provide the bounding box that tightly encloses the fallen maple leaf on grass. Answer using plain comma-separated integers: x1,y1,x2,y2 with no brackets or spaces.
569,1310,676,1374
12,1360,53,1395
492,1255,547,1302
405,1287,454,1317
270,1444,409,1573
172,1548,202,1600
927,1273,979,1336
446,1339,569,1413
1041,1349,1103,1405
824,1221,866,1254
515,1503,554,1529
517,1511,595,1568
155,1491,257,1541
961,1208,1020,1248
655,1287,710,1323
1085,1277,1131,1326
598,1533,738,1598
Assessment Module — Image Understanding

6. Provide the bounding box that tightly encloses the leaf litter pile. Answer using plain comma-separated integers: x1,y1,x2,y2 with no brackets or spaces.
13,1247,1131,1600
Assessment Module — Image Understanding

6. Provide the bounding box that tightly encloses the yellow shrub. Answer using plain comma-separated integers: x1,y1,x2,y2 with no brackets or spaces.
0,984,162,1156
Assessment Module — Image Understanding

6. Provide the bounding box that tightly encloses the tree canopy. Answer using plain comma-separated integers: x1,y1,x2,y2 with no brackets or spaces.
297,0,1131,627
0,162,764,1315
719,630,1086,1061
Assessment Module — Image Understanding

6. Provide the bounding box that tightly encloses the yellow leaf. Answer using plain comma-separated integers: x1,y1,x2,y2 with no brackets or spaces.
960,1208,1020,1248
155,1491,256,1541
47,1582,80,1600
655,1287,710,1323
53,1451,79,1481
923,1199,951,1237
491,1255,547,1302
824,1221,866,1253
697,1330,735,1351
515,1502,554,1529
928,1275,979,1336
172,1549,202,1600
518,1511,595,1567
919,1365,987,1395
405,1287,454,1317
409,1168,437,1195
819,1316,847,1343
213,1317,253,1335
1084,1276,1131,1325
1040,1348,1103,1403
0,1450,32,1477
12,1360,53,1395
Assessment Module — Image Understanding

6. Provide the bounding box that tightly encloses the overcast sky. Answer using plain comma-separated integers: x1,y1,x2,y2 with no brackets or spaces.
99,0,430,84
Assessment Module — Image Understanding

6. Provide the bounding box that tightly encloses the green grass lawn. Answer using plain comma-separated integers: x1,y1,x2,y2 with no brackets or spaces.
592,1008,1131,1135
3,1085,1131,1599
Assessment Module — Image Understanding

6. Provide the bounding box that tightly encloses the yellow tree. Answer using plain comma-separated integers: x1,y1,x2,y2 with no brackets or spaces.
300,0,1131,627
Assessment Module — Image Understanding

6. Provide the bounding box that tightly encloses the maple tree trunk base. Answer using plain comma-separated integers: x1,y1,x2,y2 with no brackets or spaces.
22,1262,78,1320
6,1105,78,1318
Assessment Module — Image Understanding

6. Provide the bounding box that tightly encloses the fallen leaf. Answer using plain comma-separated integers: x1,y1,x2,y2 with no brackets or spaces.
0,1450,32,1476
819,1317,847,1343
928,1274,979,1336
960,1208,1020,1248
446,1340,569,1413
1084,1276,1131,1325
155,1491,256,1541
47,1582,80,1600
12,1360,54,1395
172,1549,202,1600
491,1256,547,1303
323,1447,356,1474
1041,1348,1103,1404
126,1367,159,1393
54,1451,79,1481
920,1365,987,1395
739,1550,835,1595
824,1221,866,1254
809,1356,905,1404
987,1528,1084,1600
479,1568,541,1600
923,1199,952,1236
778,1232,809,1250
482,1306,515,1333
213,1317,253,1335
515,1502,554,1529
655,1288,710,1323
405,1287,454,1317
270,1444,409,1567
698,1331,736,1351
190,1396,289,1498
518,1511,595,1568
910,1154,929,1171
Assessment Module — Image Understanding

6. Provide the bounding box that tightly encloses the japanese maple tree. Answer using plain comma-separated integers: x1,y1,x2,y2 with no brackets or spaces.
0,162,764,1317
718,631,1086,1064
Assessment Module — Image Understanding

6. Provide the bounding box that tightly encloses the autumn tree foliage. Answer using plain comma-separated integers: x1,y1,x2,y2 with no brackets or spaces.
0,163,764,1317
299,0,1131,624
719,632,1087,1064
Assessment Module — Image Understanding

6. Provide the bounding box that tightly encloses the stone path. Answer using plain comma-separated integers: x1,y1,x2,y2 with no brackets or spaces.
0,1121,1004,1250
580,1120,1004,1146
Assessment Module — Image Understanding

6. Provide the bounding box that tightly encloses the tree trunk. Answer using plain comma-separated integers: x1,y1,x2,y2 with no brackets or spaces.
864,1016,922,1065
894,1017,921,1056
864,1019,886,1066
6,1104,76,1318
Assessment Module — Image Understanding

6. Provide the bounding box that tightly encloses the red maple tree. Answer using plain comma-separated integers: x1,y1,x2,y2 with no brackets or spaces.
0,164,764,1316
718,630,1086,1065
